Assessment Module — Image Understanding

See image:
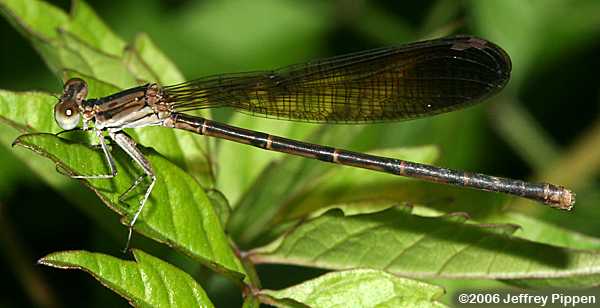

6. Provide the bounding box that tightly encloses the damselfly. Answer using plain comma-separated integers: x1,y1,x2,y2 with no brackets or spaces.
53,35,575,247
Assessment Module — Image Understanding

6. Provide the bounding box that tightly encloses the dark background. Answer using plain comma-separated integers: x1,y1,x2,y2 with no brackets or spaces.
1,0,599,307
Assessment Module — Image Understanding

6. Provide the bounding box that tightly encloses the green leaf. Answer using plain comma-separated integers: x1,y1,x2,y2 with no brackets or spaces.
486,212,600,250
0,0,214,185
228,143,441,245
13,133,247,281
0,0,122,78
67,0,126,56
126,33,185,85
0,89,59,134
0,0,243,286
217,115,321,207
250,207,600,287
0,0,68,41
39,249,214,308
205,188,232,228
260,269,446,308
57,29,136,88
0,90,72,186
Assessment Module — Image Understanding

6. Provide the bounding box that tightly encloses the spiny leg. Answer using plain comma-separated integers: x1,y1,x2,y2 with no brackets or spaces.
109,130,156,252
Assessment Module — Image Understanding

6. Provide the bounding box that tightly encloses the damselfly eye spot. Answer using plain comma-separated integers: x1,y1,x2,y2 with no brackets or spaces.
54,99,81,130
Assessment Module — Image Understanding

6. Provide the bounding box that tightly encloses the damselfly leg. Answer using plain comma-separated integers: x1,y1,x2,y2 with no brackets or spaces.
108,130,156,251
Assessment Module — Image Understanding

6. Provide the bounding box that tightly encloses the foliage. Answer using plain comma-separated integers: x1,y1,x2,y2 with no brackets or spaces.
1,0,599,307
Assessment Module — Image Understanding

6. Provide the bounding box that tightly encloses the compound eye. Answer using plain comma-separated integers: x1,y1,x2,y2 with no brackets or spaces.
54,99,81,130
63,78,88,103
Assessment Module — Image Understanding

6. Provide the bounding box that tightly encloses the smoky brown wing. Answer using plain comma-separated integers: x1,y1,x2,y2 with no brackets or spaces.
165,35,511,123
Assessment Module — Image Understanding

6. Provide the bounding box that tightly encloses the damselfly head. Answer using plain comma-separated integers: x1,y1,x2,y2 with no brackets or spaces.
54,78,88,130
